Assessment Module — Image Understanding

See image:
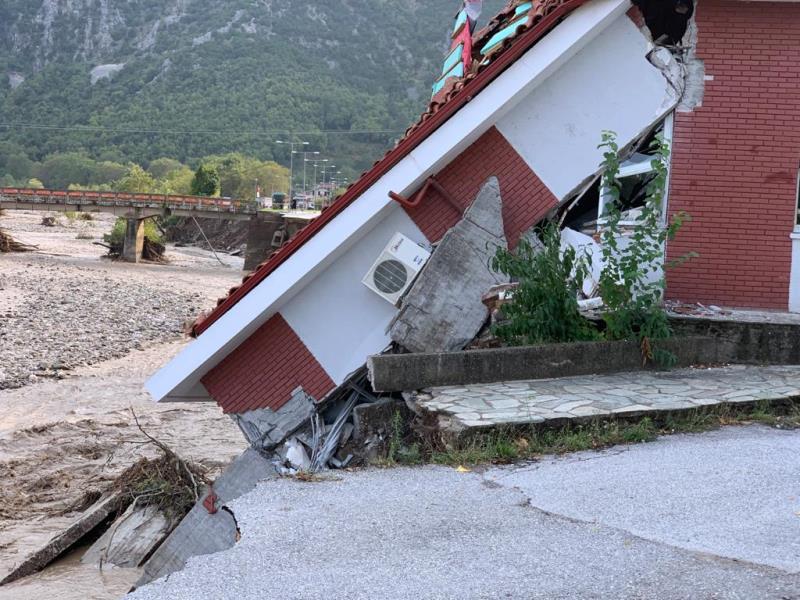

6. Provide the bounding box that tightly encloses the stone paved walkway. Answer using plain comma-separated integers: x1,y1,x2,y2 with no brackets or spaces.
415,365,800,430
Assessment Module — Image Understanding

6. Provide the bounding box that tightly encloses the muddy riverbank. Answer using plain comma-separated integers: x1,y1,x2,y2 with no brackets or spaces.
0,210,248,598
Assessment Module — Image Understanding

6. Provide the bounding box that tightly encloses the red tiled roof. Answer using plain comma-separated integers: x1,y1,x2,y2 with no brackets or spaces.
192,0,587,337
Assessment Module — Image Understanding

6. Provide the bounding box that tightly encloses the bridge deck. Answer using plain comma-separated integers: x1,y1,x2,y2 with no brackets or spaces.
0,187,256,220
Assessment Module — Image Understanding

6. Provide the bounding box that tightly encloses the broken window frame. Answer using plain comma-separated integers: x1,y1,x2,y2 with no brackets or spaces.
597,113,674,231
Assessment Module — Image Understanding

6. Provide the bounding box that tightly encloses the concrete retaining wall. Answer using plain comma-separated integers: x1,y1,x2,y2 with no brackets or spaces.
369,336,732,392
669,317,800,365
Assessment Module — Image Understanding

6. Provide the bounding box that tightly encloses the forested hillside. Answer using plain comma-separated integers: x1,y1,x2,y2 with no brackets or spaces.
0,0,504,191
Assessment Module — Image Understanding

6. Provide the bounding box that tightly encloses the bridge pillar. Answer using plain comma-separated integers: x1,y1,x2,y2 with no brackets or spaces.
121,217,146,263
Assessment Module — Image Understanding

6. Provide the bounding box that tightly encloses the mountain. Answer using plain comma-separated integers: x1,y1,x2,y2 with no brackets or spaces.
0,0,504,180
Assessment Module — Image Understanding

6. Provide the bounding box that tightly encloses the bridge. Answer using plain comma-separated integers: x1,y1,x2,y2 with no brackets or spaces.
0,187,257,262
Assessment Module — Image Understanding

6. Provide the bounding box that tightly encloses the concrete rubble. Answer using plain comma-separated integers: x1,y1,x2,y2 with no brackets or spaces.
82,504,172,569
1,493,126,586
134,448,275,588
390,177,510,353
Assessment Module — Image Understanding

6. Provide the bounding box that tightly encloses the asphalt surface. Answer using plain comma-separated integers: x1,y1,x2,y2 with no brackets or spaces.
129,426,800,600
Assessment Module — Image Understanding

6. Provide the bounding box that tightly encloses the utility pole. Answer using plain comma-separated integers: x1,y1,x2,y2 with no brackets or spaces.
300,150,320,202
275,139,309,202
321,164,336,208
307,158,328,209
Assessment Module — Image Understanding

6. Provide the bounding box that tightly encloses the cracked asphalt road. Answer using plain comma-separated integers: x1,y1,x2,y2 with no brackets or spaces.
129,426,800,600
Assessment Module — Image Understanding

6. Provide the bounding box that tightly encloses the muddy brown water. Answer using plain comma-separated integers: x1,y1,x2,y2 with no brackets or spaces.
0,545,141,600
1,211,248,597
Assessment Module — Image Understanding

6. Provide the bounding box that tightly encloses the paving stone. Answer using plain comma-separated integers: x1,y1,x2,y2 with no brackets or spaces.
554,401,593,413
570,406,609,417
416,365,800,432
612,405,656,414
455,412,482,421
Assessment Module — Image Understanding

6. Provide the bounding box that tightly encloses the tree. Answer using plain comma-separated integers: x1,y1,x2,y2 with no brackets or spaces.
115,164,157,193
148,158,185,180
190,165,221,197
158,166,194,195
26,178,44,189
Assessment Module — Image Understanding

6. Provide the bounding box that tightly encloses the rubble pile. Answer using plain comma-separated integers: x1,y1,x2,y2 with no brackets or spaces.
2,439,208,586
0,227,36,253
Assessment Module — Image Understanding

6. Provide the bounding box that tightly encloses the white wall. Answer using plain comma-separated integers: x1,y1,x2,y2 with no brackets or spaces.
281,205,427,385
496,14,677,202
790,232,800,313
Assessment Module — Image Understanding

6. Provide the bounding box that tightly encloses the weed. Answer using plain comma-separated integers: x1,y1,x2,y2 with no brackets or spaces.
385,410,424,466
597,131,695,366
492,221,599,345
409,400,800,467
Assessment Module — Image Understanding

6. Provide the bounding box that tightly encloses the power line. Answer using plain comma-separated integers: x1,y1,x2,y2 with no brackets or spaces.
0,122,406,137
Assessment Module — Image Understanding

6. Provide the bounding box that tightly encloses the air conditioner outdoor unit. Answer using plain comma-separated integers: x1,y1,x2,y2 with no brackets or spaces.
362,233,431,305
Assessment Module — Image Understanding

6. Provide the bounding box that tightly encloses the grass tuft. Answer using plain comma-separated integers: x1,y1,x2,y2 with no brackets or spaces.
389,400,800,467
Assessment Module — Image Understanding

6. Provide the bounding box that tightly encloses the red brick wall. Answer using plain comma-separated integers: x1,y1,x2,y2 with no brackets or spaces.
667,1,800,309
202,314,336,415
404,127,558,248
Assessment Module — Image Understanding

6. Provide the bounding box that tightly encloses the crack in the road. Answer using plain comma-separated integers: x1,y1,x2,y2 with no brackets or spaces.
479,469,800,578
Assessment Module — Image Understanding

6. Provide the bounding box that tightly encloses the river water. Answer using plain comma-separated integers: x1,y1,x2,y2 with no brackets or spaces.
0,211,248,598
0,546,141,600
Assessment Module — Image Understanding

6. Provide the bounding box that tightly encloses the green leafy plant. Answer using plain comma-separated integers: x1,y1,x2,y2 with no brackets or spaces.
104,217,163,248
491,221,599,345
384,410,422,466
597,131,693,365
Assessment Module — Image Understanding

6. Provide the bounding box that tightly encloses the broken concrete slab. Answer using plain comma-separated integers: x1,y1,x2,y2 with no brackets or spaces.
390,177,509,353
232,388,314,451
352,398,413,441
134,448,276,588
1,493,126,585
82,504,172,568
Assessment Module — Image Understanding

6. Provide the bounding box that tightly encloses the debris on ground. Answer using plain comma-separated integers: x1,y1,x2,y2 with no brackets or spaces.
0,228,37,252
41,216,57,227
100,235,167,263
1,411,210,584
268,374,404,476
665,300,732,318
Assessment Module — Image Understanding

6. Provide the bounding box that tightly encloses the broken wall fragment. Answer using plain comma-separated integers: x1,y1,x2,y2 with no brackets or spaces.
390,177,509,353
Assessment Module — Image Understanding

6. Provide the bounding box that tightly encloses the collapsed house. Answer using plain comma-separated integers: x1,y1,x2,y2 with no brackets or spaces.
146,0,800,454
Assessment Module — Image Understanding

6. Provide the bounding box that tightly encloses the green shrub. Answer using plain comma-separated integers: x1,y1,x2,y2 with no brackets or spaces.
597,131,694,365
104,217,163,248
491,221,599,345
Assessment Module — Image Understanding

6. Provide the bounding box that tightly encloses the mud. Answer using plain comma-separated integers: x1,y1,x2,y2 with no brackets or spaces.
0,210,248,597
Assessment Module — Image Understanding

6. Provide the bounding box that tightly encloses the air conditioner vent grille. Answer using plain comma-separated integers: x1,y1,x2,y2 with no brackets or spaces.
362,233,431,305
373,259,408,294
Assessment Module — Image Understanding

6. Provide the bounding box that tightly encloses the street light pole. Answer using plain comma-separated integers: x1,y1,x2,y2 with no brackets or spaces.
275,139,309,202
301,151,320,200
307,158,328,209
321,164,336,207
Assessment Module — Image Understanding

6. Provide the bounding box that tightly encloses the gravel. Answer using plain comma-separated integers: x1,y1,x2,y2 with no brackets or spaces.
0,210,242,390
0,262,203,389
129,426,800,600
